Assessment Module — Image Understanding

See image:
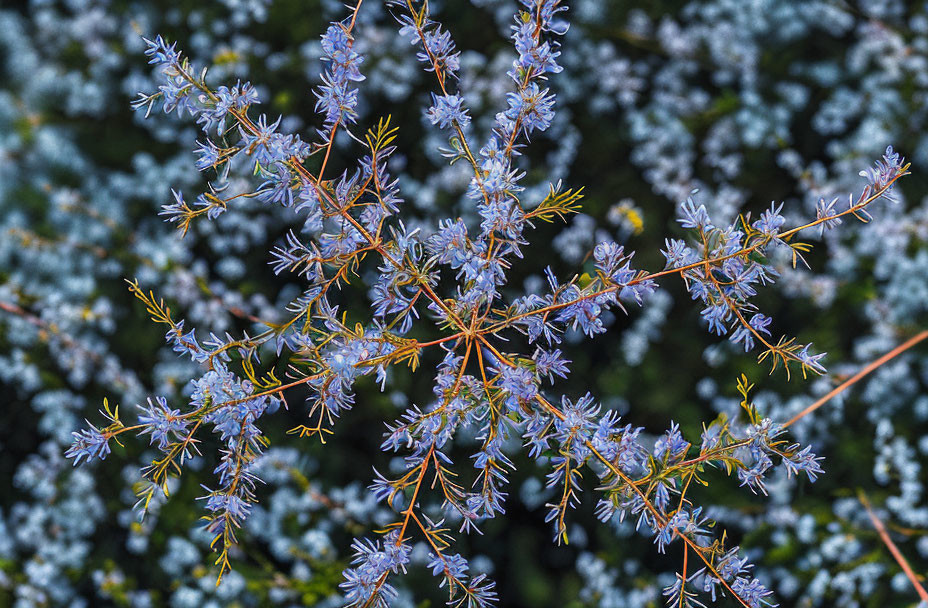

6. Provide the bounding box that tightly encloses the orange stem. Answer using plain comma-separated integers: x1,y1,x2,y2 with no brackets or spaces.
783,330,928,428
858,490,928,602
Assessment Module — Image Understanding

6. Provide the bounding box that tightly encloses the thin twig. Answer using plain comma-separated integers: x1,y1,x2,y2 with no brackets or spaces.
783,330,928,428
858,489,928,602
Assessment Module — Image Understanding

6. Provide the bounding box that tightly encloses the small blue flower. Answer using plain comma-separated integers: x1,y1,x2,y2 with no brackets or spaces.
66,423,111,465
498,364,538,409
505,82,556,136
654,422,688,462
426,94,470,129
678,194,713,231
137,396,189,450
753,202,785,236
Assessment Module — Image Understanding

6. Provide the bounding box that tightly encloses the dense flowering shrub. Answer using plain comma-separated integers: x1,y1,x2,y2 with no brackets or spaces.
55,0,917,606
3,0,928,607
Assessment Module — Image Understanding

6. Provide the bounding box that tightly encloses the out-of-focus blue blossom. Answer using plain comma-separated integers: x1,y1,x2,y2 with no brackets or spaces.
4,0,928,606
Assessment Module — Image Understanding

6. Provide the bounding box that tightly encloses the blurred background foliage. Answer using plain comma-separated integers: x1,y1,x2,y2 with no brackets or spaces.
2,0,928,606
